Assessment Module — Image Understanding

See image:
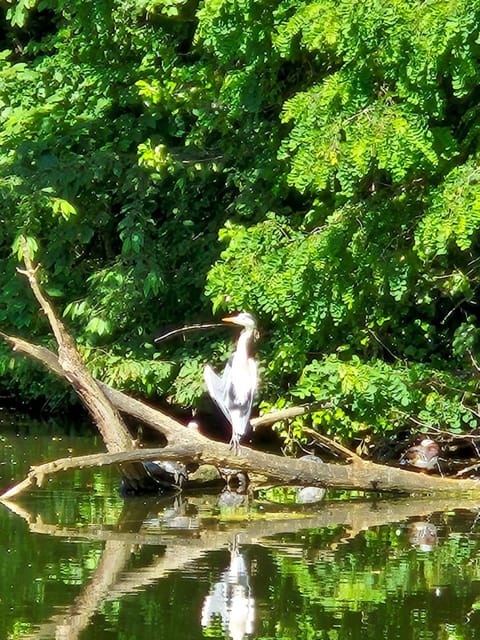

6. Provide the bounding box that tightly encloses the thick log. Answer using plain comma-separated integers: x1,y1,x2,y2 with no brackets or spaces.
2,329,480,498
2,433,480,500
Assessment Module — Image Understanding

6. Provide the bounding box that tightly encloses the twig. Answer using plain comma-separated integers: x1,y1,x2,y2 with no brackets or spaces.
302,427,363,462
468,349,480,375
251,402,331,429
367,329,401,361
154,322,225,343
455,462,480,477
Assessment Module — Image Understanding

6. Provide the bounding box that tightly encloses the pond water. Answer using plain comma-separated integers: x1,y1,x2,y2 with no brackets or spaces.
1,411,480,639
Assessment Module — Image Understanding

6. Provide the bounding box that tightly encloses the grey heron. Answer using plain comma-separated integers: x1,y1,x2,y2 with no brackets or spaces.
204,312,258,453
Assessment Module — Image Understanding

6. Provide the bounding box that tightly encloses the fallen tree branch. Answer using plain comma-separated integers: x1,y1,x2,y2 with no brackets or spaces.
2,435,480,501
2,329,480,499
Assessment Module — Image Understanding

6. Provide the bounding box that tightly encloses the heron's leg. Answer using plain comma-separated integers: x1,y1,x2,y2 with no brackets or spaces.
229,436,240,455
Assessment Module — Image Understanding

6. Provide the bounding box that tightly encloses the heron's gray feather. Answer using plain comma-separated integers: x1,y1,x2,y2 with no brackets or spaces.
204,363,232,423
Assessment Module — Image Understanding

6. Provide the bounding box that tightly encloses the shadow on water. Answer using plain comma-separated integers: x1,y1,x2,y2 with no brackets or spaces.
2,417,480,638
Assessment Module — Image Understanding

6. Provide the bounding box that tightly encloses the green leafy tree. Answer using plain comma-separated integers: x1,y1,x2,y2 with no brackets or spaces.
3,0,480,446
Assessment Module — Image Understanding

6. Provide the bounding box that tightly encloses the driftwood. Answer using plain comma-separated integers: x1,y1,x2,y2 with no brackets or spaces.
1,237,480,500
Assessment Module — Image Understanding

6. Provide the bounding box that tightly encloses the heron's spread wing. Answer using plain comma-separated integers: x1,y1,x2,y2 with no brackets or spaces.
205,355,257,446
228,357,258,442
204,363,232,423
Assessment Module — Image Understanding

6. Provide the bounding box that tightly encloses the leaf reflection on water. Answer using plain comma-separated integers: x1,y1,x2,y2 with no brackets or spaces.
3,491,480,640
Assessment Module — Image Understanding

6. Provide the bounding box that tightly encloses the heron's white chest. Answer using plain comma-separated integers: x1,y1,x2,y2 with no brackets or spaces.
230,352,257,402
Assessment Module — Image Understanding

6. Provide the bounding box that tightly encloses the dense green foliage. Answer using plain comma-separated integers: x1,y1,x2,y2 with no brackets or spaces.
3,0,480,444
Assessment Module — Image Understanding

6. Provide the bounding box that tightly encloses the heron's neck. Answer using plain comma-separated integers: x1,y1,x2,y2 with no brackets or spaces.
236,328,254,356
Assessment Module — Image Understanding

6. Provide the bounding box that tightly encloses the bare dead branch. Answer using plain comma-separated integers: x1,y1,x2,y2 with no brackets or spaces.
302,427,363,462
2,434,480,501
251,402,331,429
16,239,135,454
154,322,224,342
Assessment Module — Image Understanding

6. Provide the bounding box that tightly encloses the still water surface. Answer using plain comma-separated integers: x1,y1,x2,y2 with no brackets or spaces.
1,411,480,639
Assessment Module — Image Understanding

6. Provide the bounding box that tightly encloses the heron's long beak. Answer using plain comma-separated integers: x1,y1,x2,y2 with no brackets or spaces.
222,316,239,325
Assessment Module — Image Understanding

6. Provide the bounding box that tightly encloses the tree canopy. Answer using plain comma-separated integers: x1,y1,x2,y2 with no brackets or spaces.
2,0,480,446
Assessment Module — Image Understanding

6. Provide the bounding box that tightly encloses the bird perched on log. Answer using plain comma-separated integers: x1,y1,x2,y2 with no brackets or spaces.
400,438,441,473
204,312,258,454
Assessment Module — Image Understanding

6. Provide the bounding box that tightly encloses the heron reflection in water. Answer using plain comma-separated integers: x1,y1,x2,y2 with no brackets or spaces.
201,537,255,640
204,312,258,454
